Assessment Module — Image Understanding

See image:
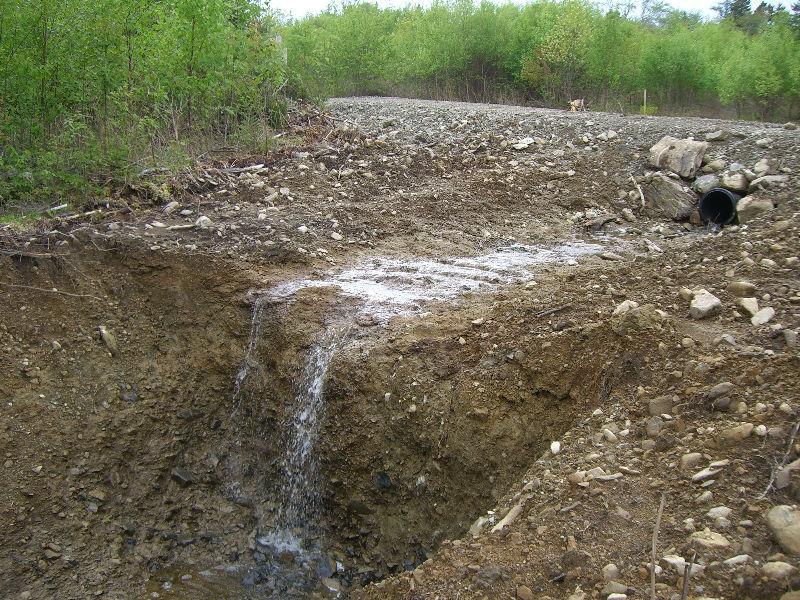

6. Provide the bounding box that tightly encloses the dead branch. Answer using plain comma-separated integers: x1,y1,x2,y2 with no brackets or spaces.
0,282,103,302
535,304,572,318
651,492,666,600
0,249,55,259
759,420,800,499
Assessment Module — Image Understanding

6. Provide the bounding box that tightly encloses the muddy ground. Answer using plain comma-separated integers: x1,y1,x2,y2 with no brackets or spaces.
1,97,799,600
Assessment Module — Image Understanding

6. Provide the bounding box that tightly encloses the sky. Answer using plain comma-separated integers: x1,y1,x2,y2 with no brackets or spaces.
269,0,726,19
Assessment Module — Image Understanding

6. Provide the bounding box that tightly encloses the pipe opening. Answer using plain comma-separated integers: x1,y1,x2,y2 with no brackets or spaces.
699,187,740,225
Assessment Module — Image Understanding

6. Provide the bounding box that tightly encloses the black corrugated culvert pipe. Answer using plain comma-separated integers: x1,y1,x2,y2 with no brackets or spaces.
699,188,741,225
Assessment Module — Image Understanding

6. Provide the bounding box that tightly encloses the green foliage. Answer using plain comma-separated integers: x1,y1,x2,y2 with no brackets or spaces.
0,0,288,212
285,0,800,119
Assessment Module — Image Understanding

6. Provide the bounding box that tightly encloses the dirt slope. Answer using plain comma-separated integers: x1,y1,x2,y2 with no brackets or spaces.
0,97,799,600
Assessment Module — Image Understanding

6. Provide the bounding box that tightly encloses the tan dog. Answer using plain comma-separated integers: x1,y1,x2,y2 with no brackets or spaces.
569,99,586,112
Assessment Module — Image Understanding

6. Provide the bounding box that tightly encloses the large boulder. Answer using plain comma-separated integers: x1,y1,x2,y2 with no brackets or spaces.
641,173,696,221
648,136,709,178
766,505,800,555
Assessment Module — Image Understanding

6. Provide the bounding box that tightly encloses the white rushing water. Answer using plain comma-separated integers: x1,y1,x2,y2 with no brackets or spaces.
267,242,602,319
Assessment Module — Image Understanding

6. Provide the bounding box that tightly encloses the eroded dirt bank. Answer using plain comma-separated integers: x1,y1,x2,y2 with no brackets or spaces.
1,97,799,600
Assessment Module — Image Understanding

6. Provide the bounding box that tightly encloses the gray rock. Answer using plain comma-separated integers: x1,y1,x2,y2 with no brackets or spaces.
708,381,734,400
648,136,708,178
762,561,796,579
646,416,664,438
648,395,673,416
736,196,773,223
195,215,213,229
690,290,722,319
785,122,798,131
693,174,720,195
749,174,789,193
705,130,728,142
767,505,800,555
704,159,726,172
755,137,774,148
751,307,775,326
641,173,696,221
98,326,118,356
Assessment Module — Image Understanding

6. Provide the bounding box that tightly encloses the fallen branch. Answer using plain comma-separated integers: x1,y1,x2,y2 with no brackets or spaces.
680,551,696,600
651,492,667,600
759,420,800,499
535,304,572,318
0,249,54,259
0,282,103,302
630,175,645,207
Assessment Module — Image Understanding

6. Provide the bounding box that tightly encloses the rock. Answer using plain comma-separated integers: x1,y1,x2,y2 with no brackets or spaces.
705,130,727,142
98,325,118,356
727,281,756,297
689,528,730,549
785,329,798,349
718,423,754,445
648,136,708,178
751,307,775,326
195,215,213,229
720,172,749,193
516,585,534,600
707,382,734,400
735,297,759,317
681,453,703,469
163,200,180,214
782,593,800,600
736,196,773,223
762,561,796,579
749,174,788,192
755,137,774,148
641,173,696,221
785,122,798,130
602,582,628,595
693,174,720,194
767,505,800,555
321,577,342,594
621,207,636,222
705,158,726,172
602,563,620,581
550,441,561,455
648,395,673,416
512,137,535,150
170,467,194,486
690,290,722,319
754,158,770,176
297,225,308,234
612,300,639,316
331,232,343,241
646,416,664,438
607,594,627,600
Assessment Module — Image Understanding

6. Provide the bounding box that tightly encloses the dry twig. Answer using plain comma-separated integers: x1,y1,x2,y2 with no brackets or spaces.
0,282,103,302
651,492,667,600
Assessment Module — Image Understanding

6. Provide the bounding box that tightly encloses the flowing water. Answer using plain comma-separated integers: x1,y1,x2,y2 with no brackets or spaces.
160,242,607,598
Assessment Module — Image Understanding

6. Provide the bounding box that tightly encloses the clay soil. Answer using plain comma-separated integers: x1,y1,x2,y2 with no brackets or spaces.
1,97,799,600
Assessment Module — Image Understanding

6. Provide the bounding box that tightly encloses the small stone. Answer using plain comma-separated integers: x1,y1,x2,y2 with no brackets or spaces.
331,232,343,241
736,297,759,317
751,307,775,326
707,506,732,519
646,416,664,438
755,137,774,148
762,561,796,579
681,453,703,469
705,130,727,142
689,528,730,549
602,563,620,581
708,382,734,400
727,281,756,297
297,225,308,234
785,122,798,130
720,172,749,192
718,423,754,445
516,585,534,600
648,395,673,416
98,326,118,356
723,554,751,566
550,441,561,455
766,505,800,555
690,290,722,319
612,299,639,316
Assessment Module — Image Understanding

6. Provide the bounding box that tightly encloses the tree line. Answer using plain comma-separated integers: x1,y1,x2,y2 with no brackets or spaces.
283,0,800,120
0,0,287,211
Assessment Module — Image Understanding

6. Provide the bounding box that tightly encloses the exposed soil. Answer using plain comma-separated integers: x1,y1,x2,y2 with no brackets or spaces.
1,97,799,600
